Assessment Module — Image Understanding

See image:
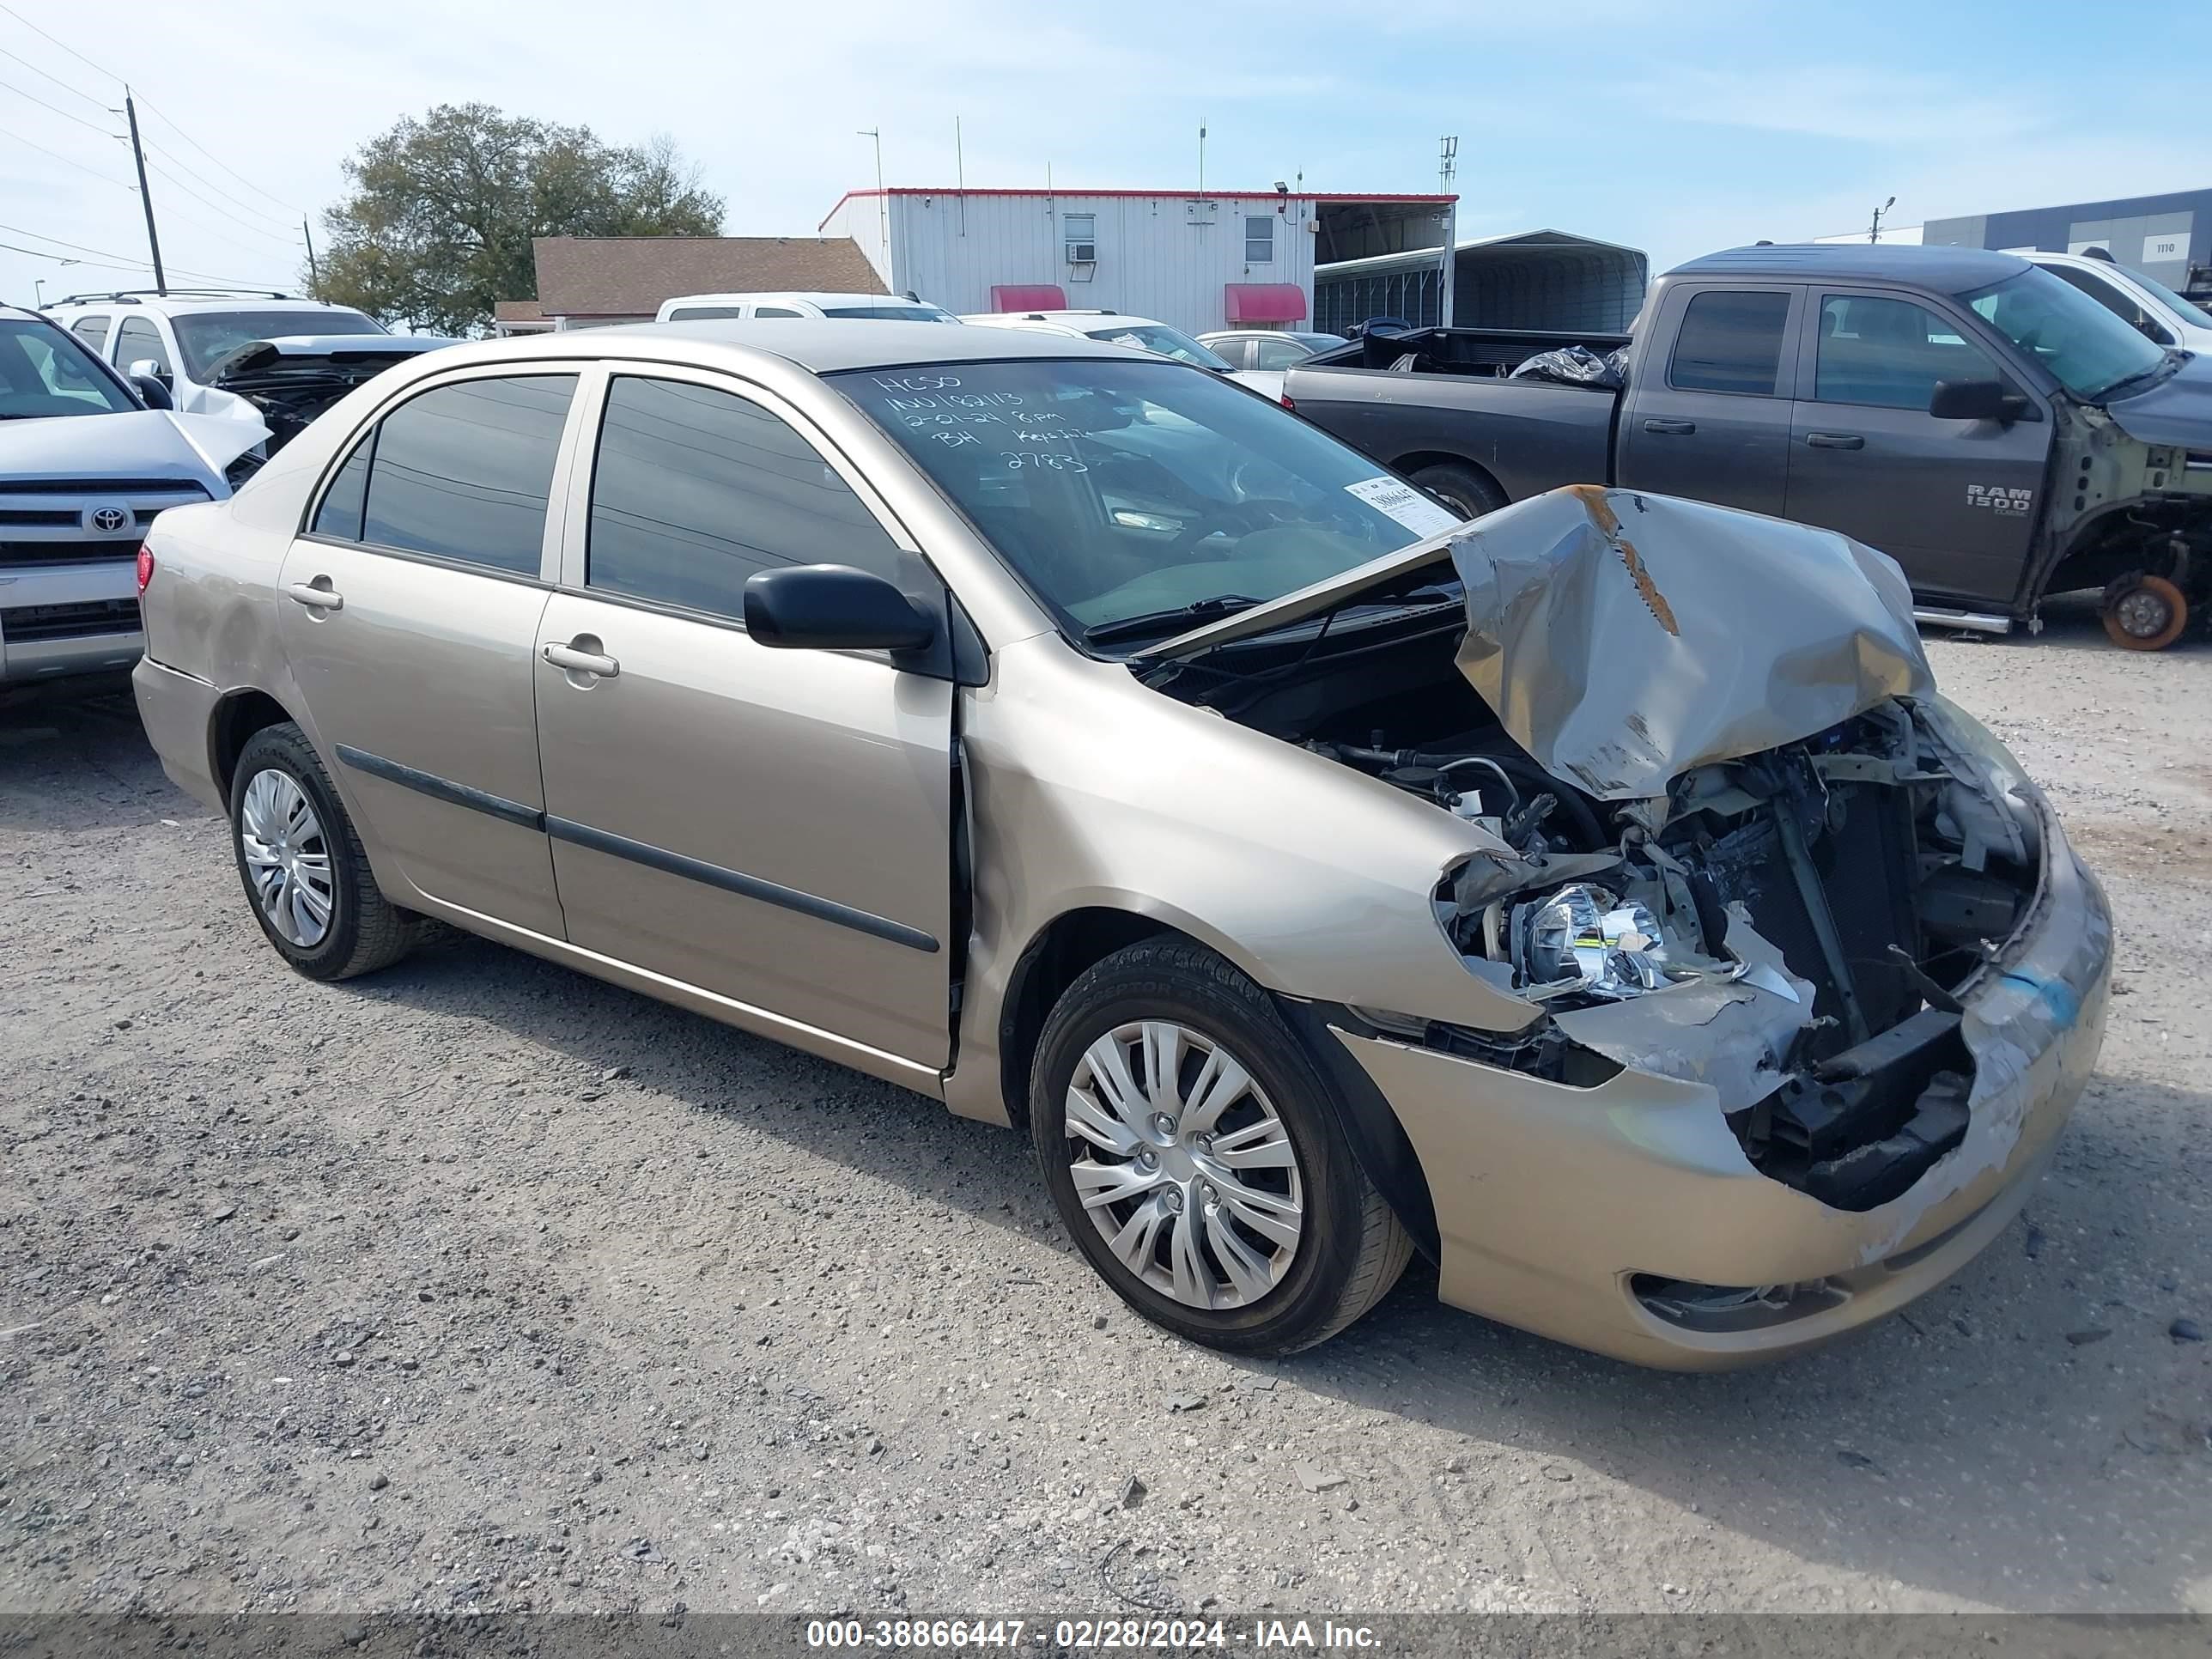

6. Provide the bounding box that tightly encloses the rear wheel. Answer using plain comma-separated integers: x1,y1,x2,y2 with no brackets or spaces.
1407,461,1506,523
229,722,417,981
1030,938,1412,1354
2102,571,2188,651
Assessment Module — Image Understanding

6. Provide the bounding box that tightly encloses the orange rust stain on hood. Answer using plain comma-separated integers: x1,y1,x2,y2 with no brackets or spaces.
1566,483,1679,636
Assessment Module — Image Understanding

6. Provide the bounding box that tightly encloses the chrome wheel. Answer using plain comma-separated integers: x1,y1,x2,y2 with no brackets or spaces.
238,768,334,948
1063,1019,1304,1310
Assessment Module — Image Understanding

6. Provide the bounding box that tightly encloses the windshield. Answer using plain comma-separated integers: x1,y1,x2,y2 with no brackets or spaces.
2125,268,2212,330
825,304,957,322
1082,324,1234,371
173,308,386,378
1961,268,2168,399
835,358,1456,641
0,318,136,417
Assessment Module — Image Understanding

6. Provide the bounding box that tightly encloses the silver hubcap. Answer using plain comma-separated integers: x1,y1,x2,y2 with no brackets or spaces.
2116,588,2172,637
239,769,334,948
1064,1019,1304,1310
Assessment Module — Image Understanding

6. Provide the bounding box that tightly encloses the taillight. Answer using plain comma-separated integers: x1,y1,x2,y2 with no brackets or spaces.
135,544,154,594
1279,392,1296,411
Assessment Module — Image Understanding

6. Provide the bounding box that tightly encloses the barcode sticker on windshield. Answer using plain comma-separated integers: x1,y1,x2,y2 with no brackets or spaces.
1345,477,1461,536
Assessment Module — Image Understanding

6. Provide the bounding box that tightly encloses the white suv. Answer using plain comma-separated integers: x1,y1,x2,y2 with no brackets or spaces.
44,290,392,422
2022,251,2212,353
655,291,959,323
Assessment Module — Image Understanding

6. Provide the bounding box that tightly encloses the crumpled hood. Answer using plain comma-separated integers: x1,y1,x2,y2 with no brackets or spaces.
0,406,266,489
1448,485,1935,799
2102,354,2212,447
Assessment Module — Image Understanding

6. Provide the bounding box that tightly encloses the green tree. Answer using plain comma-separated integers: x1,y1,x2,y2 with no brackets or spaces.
312,105,723,335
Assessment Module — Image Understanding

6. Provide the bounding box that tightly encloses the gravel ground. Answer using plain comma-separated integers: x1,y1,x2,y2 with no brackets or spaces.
3,597,2209,1619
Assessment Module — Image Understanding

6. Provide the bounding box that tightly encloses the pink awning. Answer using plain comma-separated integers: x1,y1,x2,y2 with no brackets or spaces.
989,283,1066,312
1224,283,1308,324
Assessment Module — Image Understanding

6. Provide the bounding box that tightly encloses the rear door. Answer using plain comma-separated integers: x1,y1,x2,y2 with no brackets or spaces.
277,369,582,936
1783,289,2051,608
1618,283,1802,515
532,366,954,1069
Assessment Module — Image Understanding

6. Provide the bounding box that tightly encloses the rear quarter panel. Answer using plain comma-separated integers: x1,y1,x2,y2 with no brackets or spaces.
1284,367,1618,499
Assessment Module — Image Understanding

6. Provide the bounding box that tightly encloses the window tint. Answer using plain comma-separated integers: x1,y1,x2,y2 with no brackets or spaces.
668,306,745,320
1252,336,1310,368
115,316,171,376
1814,295,2001,410
1668,289,1790,395
72,316,111,353
313,434,374,541
752,306,804,318
362,375,576,574
586,375,904,621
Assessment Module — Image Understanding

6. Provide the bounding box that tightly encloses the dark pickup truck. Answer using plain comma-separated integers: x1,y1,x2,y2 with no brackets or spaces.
1284,244,2212,648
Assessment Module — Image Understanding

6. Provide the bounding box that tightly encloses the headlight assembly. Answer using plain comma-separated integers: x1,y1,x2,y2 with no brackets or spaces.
1509,883,1670,1000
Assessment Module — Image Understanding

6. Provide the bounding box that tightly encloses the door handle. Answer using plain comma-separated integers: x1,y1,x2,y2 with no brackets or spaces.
1642,418,1696,435
283,580,343,611
543,640,619,678
1806,432,1865,449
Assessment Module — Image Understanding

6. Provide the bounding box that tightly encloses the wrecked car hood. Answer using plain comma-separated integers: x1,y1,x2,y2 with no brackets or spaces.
0,407,265,491
205,333,454,392
1145,483,1935,802
1450,486,1935,799
2101,353,2212,448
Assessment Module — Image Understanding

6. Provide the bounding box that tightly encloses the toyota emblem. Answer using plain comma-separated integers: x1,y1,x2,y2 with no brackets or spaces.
88,506,131,534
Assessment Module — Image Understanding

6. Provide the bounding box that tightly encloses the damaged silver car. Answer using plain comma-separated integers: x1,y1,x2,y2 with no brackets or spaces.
129,324,2111,1368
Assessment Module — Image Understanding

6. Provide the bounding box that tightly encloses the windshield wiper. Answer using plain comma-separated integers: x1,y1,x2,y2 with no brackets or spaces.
2085,350,2180,402
1081,594,1262,646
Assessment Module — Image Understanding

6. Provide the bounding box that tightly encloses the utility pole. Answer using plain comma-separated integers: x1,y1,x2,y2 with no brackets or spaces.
302,216,319,291
858,128,890,292
1869,194,1896,244
122,88,167,295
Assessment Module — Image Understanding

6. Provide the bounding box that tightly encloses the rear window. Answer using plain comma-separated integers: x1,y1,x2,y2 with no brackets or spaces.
823,305,955,322
357,375,577,574
666,307,745,321
1668,290,1791,396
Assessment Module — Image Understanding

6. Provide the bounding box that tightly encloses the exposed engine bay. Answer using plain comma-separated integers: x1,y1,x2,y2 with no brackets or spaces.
1143,487,2050,1217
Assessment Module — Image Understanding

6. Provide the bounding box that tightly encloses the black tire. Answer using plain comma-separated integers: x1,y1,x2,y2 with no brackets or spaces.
1030,938,1413,1355
1407,461,1506,523
228,722,417,981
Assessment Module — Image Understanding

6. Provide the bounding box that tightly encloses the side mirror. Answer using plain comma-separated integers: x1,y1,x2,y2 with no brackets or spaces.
127,357,172,386
743,564,937,653
1929,379,2027,423
130,373,173,410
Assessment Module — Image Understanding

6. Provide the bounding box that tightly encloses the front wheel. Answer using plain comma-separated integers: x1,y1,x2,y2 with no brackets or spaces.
2102,571,2189,651
1030,938,1412,1354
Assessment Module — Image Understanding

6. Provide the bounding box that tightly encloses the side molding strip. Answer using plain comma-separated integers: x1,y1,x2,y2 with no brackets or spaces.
544,814,939,954
332,744,938,954
333,744,544,829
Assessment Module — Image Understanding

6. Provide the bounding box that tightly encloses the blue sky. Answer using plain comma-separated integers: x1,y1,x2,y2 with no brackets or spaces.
2,0,2203,308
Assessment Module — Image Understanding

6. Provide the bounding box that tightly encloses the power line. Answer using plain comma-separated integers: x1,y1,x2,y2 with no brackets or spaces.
140,136,295,230
132,90,297,216
0,219,277,287
0,119,135,191
140,154,301,247
0,3,117,88
0,70,116,135
0,40,106,107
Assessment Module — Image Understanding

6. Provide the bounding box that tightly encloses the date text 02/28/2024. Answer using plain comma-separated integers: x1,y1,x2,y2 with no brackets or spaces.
805,1618,1384,1650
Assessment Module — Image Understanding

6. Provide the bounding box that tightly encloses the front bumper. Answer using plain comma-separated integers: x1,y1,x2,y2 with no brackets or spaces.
0,560,142,686
1337,811,2112,1370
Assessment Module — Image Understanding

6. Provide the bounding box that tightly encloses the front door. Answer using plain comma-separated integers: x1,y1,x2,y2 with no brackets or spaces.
532,368,954,1068
276,370,581,936
1783,289,2052,609
1619,283,1802,516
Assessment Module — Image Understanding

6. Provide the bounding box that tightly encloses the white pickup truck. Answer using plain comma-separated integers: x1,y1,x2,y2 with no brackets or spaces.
1,305,263,697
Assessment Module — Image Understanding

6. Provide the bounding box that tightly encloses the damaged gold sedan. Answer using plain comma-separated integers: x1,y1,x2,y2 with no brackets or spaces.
130,326,2110,1368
